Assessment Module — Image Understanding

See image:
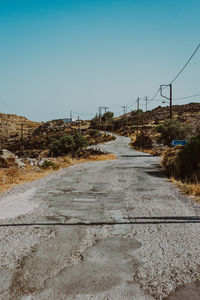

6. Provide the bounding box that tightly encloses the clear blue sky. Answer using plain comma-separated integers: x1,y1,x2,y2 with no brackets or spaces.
0,0,199,121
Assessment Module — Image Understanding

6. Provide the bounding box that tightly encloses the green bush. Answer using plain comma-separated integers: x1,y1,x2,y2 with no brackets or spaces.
131,109,143,117
89,129,98,137
175,131,200,180
112,118,129,130
133,132,153,149
157,119,192,146
161,131,200,181
101,111,114,122
73,132,88,151
48,133,87,157
90,116,100,128
40,160,59,170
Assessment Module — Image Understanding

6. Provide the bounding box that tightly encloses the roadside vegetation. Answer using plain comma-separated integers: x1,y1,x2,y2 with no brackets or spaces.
0,116,116,195
156,119,193,146
161,130,200,198
90,105,200,199
48,132,88,157
0,151,116,195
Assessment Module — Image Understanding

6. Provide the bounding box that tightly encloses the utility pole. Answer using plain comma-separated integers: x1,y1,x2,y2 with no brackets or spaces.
0,136,2,155
98,107,102,117
70,111,73,122
137,97,140,134
98,107,103,123
144,96,149,112
100,106,109,114
121,106,127,115
20,123,24,154
78,115,80,131
103,107,109,114
160,84,172,119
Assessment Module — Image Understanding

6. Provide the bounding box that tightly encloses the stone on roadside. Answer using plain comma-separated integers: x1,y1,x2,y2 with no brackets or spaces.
0,149,17,168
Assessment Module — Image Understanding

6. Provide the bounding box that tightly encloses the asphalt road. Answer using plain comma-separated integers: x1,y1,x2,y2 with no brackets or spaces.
0,135,200,300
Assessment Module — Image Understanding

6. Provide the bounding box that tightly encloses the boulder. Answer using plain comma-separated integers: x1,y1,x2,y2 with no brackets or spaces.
0,149,17,168
15,158,26,168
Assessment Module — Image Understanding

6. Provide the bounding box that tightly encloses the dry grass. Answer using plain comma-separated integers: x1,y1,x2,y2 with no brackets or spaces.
0,166,53,194
0,153,116,195
139,148,157,155
170,177,200,202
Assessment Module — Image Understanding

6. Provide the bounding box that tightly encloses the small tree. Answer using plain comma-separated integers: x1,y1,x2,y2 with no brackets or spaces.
131,109,143,117
90,116,100,128
156,119,192,146
48,134,75,156
101,111,114,122
175,131,200,179
133,132,153,149
73,132,88,151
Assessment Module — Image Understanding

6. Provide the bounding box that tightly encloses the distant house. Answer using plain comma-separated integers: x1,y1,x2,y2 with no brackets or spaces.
63,118,76,123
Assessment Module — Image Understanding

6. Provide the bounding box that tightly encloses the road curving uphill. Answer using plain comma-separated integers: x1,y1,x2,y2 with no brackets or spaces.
0,135,199,299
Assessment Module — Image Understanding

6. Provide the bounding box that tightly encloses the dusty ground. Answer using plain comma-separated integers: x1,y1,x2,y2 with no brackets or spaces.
0,153,116,195
0,136,199,299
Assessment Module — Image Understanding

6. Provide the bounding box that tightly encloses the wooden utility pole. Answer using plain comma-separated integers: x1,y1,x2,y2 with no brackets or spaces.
99,106,109,114
70,111,73,122
137,97,140,134
160,84,173,119
144,96,149,112
103,107,109,114
121,106,127,115
0,136,2,154
20,123,24,154
98,107,102,117
169,84,172,119
98,107,102,123
78,115,81,131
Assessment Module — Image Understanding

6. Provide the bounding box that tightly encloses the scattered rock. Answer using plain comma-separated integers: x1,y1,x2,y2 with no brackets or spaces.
15,158,26,168
0,149,17,168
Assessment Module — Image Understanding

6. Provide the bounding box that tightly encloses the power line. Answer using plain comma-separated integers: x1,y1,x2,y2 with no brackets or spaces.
147,92,200,103
170,43,200,84
128,99,137,109
173,93,200,101
148,88,160,104
72,111,95,116
148,43,200,108
0,97,18,114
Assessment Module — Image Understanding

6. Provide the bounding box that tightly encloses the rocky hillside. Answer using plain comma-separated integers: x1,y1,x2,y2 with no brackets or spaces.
91,102,200,135
123,102,200,128
0,114,114,158
0,113,40,143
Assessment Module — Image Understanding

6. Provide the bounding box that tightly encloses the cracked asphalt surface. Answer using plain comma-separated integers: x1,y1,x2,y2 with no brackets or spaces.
0,135,200,299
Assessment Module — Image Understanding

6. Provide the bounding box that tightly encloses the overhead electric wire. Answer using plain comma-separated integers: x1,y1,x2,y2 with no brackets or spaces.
128,99,138,108
72,111,95,116
147,43,200,109
148,88,160,104
148,92,200,104
170,43,200,84
0,97,18,114
173,92,200,101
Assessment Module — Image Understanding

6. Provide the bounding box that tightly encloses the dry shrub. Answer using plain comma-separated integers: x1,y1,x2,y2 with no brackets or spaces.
142,149,157,155
0,166,52,194
86,153,116,162
161,146,182,177
170,177,200,200
132,132,153,149
184,183,200,197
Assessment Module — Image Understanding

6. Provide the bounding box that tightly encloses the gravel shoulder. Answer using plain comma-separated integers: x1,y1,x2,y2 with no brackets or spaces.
0,135,199,299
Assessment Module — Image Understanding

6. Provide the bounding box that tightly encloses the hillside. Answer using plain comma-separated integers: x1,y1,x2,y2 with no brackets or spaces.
90,102,200,135
0,113,40,143
0,114,114,158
